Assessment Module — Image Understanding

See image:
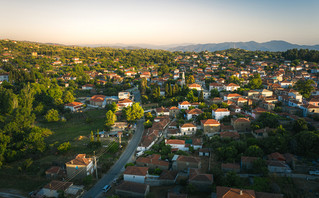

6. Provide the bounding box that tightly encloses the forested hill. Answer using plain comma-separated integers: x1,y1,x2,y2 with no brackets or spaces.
168,40,319,52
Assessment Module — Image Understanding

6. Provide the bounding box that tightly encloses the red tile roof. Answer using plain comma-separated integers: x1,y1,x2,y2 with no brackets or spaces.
124,166,148,176
90,95,106,102
65,102,83,107
201,119,220,125
166,139,185,145
181,123,196,128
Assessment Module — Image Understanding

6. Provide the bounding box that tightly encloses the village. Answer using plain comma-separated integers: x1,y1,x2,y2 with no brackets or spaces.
0,40,319,198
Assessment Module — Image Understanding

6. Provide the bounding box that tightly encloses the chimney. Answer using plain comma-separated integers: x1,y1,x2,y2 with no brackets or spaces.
240,190,243,195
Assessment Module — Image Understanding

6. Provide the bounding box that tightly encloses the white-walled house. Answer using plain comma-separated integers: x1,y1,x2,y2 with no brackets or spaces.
212,108,230,120
118,98,133,107
178,101,192,110
123,166,149,184
64,102,84,112
180,123,197,135
165,139,188,151
185,108,204,120
224,83,240,91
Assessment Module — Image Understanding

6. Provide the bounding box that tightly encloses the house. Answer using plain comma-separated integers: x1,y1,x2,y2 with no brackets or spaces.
198,148,210,156
223,93,242,101
89,95,106,108
268,152,286,161
180,123,197,135
221,163,240,173
260,89,273,97
231,117,251,132
136,154,169,170
169,106,180,118
241,156,258,170
0,72,9,82
189,168,213,192
267,160,292,173
233,97,248,107
174,155,201,171
64,102,84,112
159,170,178,186
124,71,137,77
65,154,95,179
45,166,63,179
212,108,230,120
39,180,73,198
280,80,292,88
224,83,240,91
185,108,203,120
82,84,94,90
115,181,150,198
165,139,188,151
308,98,319,107
252,127,271,139
178,101,192,110
251,107,268,119
188,83,203,91
118,91,131,99
124,166,149,184
156,107,170,116
200,119,220,135
216,186,283,198
118,98,133,108
209,82,224,91
220,131,240,139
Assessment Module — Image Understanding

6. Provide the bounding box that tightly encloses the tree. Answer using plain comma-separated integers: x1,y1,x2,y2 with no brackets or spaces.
45,109,59,122
105,110,117,128
248,73,262,89
143,120,153,128
293,118,308,134
186,75,195,84
57,142,71,153
62,91,74,103
210,88,219,98
252,159,268,176
245,145,264,158
123,103,144,122
294,79,315,98
199,91,204,102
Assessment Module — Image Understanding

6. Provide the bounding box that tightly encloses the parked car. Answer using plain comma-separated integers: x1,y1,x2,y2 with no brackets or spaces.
102,185,111,193
309,170,319,175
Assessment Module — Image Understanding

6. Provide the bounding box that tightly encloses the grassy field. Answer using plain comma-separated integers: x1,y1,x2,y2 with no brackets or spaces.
38,109,106,145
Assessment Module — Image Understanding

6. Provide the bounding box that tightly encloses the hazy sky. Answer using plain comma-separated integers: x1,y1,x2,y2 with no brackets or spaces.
0,0,318,45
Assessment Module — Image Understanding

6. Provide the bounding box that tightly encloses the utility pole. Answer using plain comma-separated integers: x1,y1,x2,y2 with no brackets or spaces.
93,151,98,179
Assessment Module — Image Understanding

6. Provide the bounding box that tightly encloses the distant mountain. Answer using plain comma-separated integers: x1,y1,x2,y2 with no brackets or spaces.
78,43,193,50
168,40,319,52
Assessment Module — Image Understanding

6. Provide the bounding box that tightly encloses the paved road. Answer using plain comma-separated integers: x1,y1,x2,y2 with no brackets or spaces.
82,90,144,198
0,192,26,198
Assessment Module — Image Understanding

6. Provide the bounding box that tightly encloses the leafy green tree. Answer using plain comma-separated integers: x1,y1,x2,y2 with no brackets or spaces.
210,88,219,98
294,79,315,98
248,73,262,89
57,142,71,153
245,145,264,157
143,120,153,128
45,109,59,122
123,103,144,122
292,118,308,134
105,110,117,128
199,91,204,102
62,91,74,103
186,75,195,84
